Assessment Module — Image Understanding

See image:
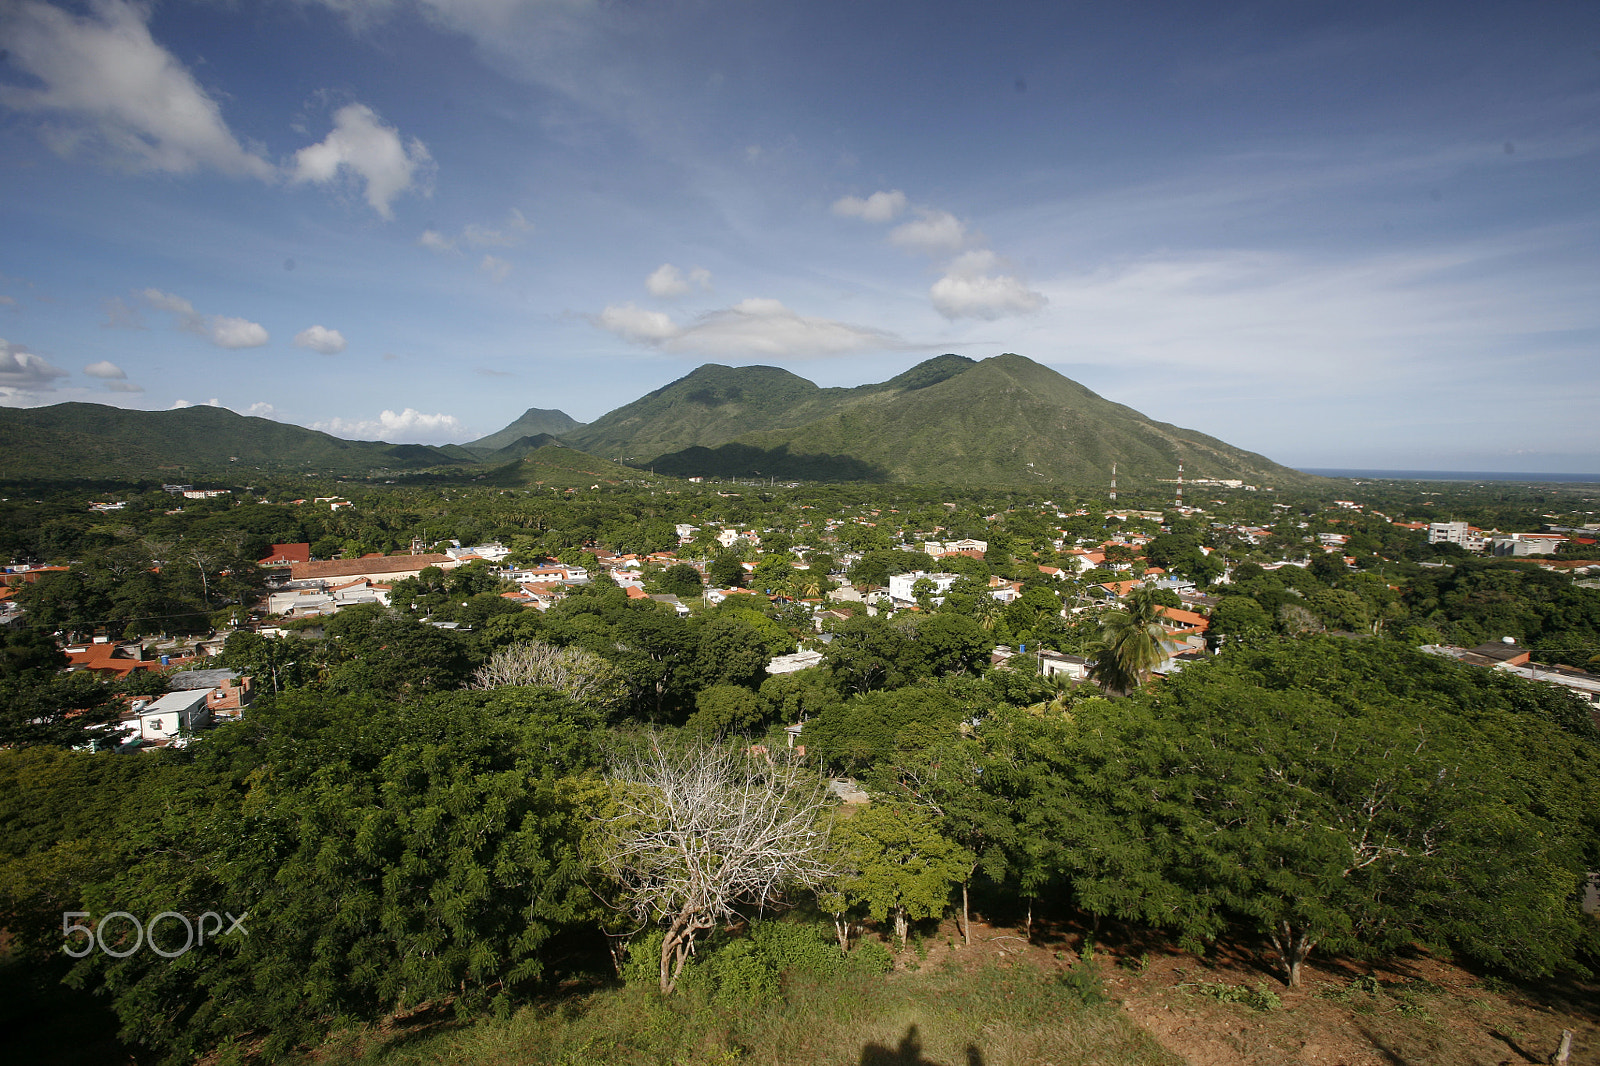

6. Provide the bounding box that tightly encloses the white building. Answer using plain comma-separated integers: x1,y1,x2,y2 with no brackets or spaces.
887,571,960,603
509,565,588,584
1428,522,1472,546
1037,649,1091,681
133,690,210,743
923,538,988,555
1490,533,1568,557
766,649,825,675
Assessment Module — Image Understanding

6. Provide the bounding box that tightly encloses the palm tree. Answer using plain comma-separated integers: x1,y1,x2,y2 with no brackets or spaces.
1027,672,1076,717
1087,586,1173,697
788,572,822,601
972,594,1002,632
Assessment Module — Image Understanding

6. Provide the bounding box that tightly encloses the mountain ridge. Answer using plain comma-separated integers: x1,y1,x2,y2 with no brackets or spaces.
0,403,472,479
559,354,1312,488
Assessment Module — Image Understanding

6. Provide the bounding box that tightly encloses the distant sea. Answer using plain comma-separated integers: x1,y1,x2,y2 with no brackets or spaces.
1302,468,1600,484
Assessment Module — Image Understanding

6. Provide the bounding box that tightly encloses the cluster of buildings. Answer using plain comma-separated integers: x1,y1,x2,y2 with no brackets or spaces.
1426,522,1593,557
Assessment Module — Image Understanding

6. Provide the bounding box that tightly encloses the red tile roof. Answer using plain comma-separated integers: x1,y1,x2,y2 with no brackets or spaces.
258,543,311,566
290,554,455,581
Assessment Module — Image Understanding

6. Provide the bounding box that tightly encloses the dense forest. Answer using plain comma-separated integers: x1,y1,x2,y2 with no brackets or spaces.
1,473,1598,1063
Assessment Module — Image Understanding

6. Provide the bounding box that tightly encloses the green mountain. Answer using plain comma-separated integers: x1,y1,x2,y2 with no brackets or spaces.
0,403,470,479
599,354,1314,488
560,355,977,460
465,408,584,452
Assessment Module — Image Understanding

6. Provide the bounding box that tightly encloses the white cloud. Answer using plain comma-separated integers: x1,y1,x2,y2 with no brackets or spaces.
0,295,17,307
208,316,269,349
83,359,126,379
831,189,907,223
245,401,277,418
594,303,679,345
889,209,970,255
645,263,713,298
480,255,512,282
0,339,69,392
293,325,347,354
930,249,1047,320
312,408,466,443
291,103,433,219
170,398,221,409
0,0,273,179
593,298,911,358
140,289,269,349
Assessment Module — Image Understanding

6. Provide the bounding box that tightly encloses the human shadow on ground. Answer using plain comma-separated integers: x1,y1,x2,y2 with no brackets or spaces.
857,1024,984,1066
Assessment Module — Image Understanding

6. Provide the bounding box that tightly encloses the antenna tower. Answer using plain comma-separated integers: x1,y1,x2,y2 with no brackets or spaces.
1109,462,1117,503
1176,461,1184,508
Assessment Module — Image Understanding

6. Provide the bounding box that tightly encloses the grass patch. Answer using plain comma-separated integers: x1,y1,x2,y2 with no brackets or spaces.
306,957,1178,1066
1317,974,1442,1021
1179,979,1282,1013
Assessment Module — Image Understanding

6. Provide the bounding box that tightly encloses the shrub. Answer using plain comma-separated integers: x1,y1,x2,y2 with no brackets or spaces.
751,920,845,979
1059,953,1107,1006
685,939,779,1007
848,939,895,976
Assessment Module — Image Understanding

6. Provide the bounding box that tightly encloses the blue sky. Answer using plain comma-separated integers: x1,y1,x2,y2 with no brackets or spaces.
2,0,1596,472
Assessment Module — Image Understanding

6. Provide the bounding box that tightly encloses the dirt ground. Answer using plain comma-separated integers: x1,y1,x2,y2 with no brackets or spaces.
906,916,1597,1066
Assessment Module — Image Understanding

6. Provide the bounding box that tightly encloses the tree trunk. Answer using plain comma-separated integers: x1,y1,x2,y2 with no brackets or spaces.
893,907,908,950
1024,899,1033,942
833,914,850,952
605,934,632,977
1267,920,1318,988
659,912,709,994
961,883,971,946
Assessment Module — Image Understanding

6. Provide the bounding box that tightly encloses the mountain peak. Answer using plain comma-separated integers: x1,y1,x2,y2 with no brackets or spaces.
466,407,584,452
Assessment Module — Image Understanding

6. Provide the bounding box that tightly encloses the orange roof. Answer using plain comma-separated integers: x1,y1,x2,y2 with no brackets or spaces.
290,554,454,581
624,586,649,599
1156,605,1209,630
65,643,164,678
258,543,311,565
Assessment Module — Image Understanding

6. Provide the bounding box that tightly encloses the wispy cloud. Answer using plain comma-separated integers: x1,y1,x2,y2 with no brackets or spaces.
312,407,467,443
141,289,269,349
593,297,915,358
419,209,535,254
645,263,712,298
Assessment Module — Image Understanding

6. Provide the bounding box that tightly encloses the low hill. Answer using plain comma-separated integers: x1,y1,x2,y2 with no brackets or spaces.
480,433,564,462
0,403,469,479
465,408,584,452
611,354,1313,488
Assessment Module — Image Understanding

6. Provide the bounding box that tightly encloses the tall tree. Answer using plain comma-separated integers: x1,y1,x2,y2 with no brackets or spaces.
596,742,835,993
1086,586,1172,696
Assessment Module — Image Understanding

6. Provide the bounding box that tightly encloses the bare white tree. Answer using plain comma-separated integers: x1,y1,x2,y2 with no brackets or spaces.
469,640,626,708
597,741,837,993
